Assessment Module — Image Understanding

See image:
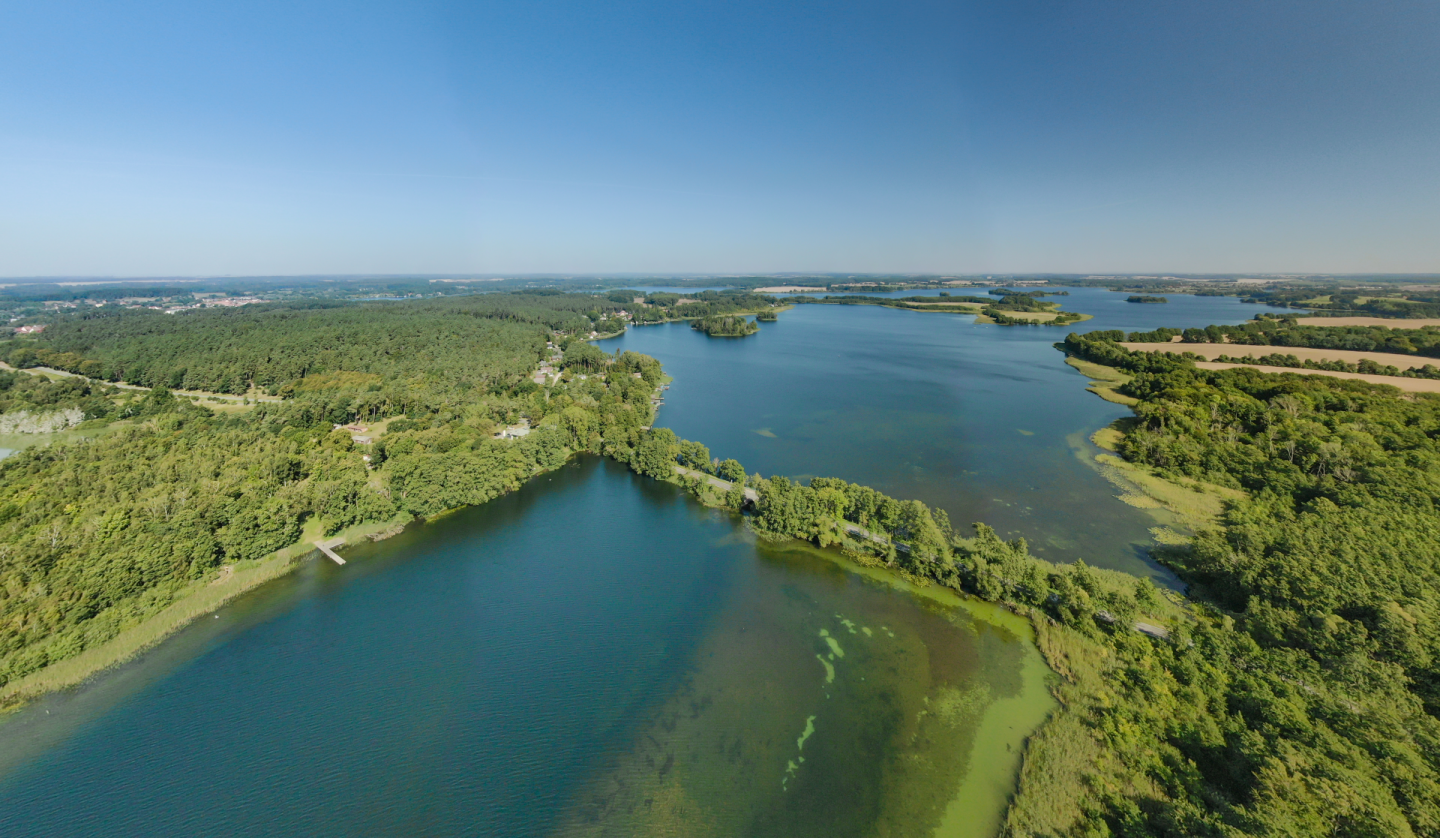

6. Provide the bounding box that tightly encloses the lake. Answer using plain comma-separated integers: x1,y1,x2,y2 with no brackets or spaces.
609,286,1276,581
0,287,1272,836
0,458,1052,838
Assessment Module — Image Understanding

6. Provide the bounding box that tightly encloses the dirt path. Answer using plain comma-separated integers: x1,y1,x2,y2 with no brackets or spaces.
0,361,279,402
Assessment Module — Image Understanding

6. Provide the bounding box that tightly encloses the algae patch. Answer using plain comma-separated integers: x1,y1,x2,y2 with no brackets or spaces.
797,715,816,751
783,715,819,790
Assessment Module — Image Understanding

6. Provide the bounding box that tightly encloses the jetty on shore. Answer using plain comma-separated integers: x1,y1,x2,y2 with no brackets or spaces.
314,538,346,565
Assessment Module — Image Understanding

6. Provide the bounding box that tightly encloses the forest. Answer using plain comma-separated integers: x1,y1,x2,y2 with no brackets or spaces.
0,293,664,700
611,289,786,325
1210,351,1440,379
691,314,759,337
1049,329,1440,836
1243,287,1440,318
9,289,1440,835
640,328,1440,835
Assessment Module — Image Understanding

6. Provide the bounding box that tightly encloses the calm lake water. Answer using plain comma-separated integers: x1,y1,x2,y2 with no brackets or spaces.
0,458,1052,838
611,287,1276,580
0,288,1272,837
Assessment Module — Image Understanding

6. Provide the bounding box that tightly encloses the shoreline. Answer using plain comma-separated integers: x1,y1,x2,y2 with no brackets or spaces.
1064,355,1241,544
612,303,793,333
0,515,413,714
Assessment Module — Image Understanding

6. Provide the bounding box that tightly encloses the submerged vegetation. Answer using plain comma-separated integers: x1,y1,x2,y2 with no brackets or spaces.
9,284,1440,837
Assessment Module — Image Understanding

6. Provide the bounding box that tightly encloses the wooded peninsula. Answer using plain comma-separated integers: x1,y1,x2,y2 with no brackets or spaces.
3,291,1439,836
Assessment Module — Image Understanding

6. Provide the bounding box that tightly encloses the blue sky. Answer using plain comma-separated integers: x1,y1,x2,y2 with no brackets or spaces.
2,0,1437,276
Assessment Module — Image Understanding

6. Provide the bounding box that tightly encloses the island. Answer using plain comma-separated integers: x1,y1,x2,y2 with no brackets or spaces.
691,314,760,337
6,280,1440,837
1125,294,1169,303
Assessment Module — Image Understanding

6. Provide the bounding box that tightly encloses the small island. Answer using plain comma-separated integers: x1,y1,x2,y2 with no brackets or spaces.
1126,295,1169,304
692,314,760,337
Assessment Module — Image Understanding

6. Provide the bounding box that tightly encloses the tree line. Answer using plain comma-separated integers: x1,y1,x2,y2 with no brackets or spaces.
1124,317,1440,358
1053,329,1440,835
0,294,668,702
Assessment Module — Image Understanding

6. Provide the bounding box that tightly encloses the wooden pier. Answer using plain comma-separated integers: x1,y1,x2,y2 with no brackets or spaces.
314,537,346,565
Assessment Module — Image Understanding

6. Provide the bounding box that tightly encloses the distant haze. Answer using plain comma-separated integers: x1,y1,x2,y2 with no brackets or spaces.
2,0,1437,276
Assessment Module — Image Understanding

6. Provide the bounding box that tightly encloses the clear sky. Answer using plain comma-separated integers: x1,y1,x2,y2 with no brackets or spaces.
2,0,1437,276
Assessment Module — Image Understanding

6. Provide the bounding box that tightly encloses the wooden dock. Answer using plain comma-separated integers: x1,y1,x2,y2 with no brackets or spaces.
314,537,346,565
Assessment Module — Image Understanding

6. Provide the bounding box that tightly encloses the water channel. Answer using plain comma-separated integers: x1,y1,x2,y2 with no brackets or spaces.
0,287,1276,836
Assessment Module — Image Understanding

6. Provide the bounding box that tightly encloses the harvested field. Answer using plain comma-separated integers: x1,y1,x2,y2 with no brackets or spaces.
1121,342,1438,369
1191,362,1440,393
1293,317,1440,328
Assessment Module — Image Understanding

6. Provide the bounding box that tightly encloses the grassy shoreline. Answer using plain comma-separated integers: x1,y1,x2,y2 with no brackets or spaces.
4,338,1193,837
0,514,411,714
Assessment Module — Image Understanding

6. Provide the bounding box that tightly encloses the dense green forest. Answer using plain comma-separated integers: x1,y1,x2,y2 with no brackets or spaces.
644,328,1440,835
0,370,117,424
610,289,785,325
691,314,759,337
11,287,1440,835
0,293,665,700
1050,330,1440,836
1126,295,1169,304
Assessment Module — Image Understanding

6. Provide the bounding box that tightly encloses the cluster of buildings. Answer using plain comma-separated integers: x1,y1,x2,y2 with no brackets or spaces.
332,423,374,445
530,343,564,385
161,296,268,314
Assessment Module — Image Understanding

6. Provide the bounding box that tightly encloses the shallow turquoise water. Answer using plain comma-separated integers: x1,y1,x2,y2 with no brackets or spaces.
0,288,1272,836
0,459,1047,838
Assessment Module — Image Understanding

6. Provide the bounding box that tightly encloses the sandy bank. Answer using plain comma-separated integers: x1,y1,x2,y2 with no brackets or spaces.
1121,342,1438,369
